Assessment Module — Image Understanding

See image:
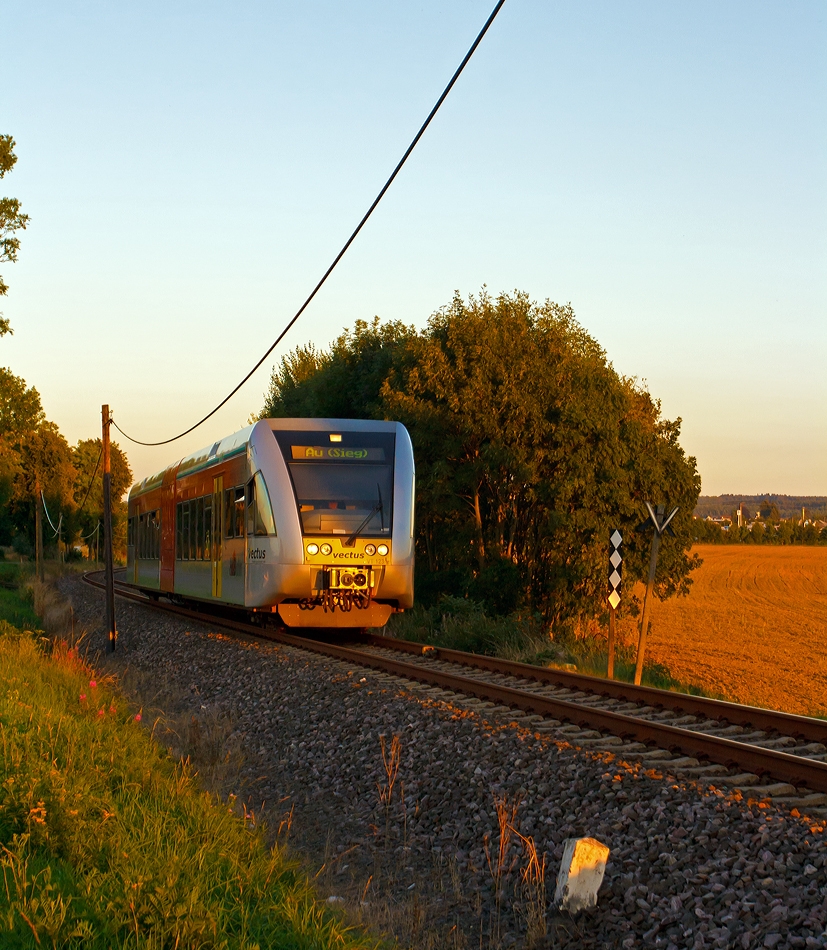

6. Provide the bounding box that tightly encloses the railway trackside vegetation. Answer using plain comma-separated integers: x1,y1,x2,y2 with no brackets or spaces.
0,623,378,949
262,289,702,631
0,562,39,629
386,597,713,697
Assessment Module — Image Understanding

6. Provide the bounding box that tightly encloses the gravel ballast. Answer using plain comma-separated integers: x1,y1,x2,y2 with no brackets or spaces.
60,576,827,949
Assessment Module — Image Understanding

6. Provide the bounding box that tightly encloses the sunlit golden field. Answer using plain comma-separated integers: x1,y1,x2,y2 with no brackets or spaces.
641,545,827,716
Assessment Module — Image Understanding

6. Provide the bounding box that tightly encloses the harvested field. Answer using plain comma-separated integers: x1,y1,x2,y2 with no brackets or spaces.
643,545,827,717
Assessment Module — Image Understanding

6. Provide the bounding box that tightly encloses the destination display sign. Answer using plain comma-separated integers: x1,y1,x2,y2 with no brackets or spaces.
290,446,386,462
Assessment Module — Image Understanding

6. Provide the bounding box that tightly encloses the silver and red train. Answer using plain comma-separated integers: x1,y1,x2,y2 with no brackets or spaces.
127,418,415,628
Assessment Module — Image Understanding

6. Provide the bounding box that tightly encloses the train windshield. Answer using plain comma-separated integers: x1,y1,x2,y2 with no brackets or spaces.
274,431,395,537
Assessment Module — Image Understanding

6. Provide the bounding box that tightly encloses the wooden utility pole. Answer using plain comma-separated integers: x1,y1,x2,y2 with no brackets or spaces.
102,405,117,652
633,503,679,686
35,478,44,581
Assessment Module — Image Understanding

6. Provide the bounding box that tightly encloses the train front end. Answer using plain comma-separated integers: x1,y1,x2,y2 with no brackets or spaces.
253,419,415,628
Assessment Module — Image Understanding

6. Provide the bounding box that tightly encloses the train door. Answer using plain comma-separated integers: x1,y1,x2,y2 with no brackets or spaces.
211,475,223,599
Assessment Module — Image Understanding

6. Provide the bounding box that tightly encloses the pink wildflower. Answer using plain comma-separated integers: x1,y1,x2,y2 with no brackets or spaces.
134,713,142,722
80,693,87,702
109,704,117,714
98,709,105,717
89,680,97,689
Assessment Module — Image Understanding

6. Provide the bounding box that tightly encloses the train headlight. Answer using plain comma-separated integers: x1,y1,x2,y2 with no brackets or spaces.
306,543,319,556
354,571,367,587
377,544,389,556
364,543,376,556
320,542,333,556
340,571,354,586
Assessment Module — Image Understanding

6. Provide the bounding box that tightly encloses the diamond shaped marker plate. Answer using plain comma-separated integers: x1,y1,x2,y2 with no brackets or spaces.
610,550,622,568
609,569,621,588
610,530,622,548
608,590,621,609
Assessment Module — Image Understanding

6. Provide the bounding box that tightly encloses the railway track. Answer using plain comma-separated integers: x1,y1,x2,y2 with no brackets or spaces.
83,571,827,813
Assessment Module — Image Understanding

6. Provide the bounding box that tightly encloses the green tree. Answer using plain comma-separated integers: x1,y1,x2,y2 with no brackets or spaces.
10,422,77,555
67,438,133,556
0,367,45,543
0,135,30,338
261,289,702,628
262,317,415,420
381,290,700,626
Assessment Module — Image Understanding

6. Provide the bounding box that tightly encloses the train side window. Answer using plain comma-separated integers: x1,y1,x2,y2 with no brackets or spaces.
224,488,234,539
188,500,195,560
195,496,204,561
128,517,133,548
234,487,245,538
249,472,276,537
184,501,192,561
176,503,182,560
204,496,212,559
155,510,161,559
246,480,256,538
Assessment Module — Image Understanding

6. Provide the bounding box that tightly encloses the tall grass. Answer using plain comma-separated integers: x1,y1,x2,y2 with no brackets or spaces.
0,564,40,631
0,625,379,949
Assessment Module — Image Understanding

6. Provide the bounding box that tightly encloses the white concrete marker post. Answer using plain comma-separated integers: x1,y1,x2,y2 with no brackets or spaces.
554,837,610,914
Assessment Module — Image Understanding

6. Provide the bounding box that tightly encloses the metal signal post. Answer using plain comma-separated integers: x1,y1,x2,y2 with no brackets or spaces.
607,530,622,679
102,405,117,652
634,502,679,686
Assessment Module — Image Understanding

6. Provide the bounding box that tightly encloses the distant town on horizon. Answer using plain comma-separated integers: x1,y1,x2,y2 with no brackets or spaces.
694,495,827,521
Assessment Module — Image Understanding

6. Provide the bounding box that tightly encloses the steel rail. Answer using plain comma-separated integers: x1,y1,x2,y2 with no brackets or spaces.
359,634,827,744
81,572,827,793
272,631,827,793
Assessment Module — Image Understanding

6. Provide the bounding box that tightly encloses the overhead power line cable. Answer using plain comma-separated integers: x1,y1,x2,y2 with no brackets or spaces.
40,491,62,538
112,0,507,448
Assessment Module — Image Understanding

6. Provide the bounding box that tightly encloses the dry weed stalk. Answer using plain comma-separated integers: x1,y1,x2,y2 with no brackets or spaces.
483,791,521,946
377,733,402,851
377,733,402,806
512,829,547,945
277,801,295,840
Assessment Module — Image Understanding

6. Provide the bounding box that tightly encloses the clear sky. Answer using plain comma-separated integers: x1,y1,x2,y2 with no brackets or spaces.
3,1,825,494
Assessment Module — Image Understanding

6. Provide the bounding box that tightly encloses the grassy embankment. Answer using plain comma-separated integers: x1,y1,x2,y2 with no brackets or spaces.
0,572,378,949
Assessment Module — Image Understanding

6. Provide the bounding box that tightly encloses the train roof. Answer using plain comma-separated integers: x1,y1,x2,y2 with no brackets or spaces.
129,418,404,499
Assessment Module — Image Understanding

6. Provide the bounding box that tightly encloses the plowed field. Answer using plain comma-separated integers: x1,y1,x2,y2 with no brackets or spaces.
642,545,827,716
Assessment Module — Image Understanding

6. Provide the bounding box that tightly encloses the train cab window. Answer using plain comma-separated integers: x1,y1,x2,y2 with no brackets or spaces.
246,473,277,537
176,504,182,559
128,517,134,548
275,430,395,537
